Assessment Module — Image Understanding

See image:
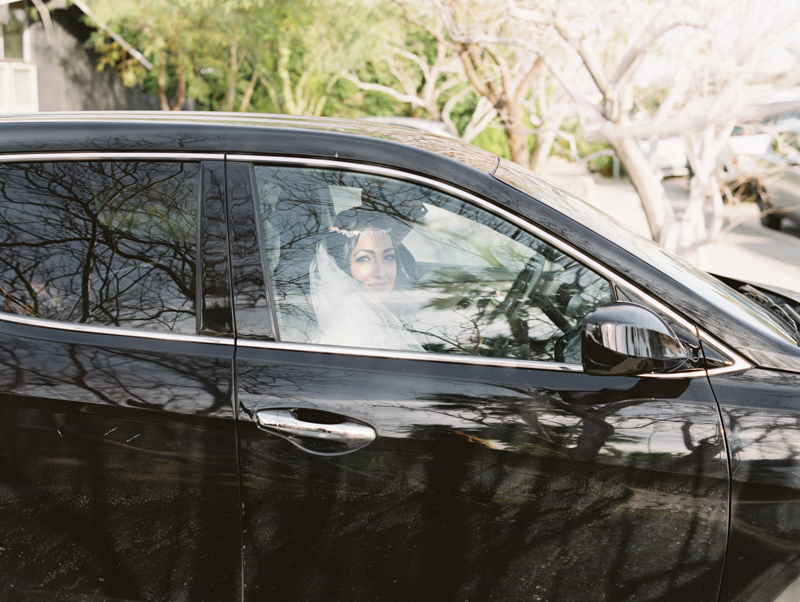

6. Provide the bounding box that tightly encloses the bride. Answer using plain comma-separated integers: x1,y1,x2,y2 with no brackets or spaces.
309,213,423,352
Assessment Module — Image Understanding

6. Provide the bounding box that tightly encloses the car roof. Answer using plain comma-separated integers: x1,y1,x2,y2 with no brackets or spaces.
0,111,499,177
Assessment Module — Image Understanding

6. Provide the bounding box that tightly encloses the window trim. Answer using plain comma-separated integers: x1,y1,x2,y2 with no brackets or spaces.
0,151,227,344
0,152,225,163
237,338,583,372
230,155,750,378
0,310,234,345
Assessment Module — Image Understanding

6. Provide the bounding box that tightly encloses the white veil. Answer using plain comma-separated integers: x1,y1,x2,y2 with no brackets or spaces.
309,242,424,352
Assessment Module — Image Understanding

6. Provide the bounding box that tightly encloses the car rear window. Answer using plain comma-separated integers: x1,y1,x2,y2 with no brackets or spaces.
0,161,199,334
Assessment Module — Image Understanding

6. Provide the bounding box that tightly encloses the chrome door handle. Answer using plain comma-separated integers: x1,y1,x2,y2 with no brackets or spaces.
255,408,376,455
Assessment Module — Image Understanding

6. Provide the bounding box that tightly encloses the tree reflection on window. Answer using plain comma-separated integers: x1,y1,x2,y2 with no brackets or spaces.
256,165,613,362
0,161,198,334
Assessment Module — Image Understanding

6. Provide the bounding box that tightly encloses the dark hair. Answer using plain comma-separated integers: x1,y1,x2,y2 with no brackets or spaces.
325,213,397,276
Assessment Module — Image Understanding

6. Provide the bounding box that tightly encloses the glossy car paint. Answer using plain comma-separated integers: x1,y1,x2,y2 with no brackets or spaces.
235,344,728,602
0,322,240,601
3,115,794,373
0,114,799,602
0,151,240,601
709,370,800,602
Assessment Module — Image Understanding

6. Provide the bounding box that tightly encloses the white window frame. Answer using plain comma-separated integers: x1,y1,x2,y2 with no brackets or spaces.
1,2,37,112
0,61,38,112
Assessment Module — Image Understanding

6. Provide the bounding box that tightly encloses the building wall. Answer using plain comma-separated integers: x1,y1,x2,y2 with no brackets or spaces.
30,6,158,112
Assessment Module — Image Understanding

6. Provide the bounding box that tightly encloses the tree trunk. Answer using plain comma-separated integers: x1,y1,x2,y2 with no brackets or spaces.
170,66,186,111
506,124,530,167
239,68,259,112
226,40,239,112
679,176,708,260
609,136,671,242
157,52,170,111
259,74,280,112
677,125,734,257
530,117,562,174
277,44,297,114
501,108,530,168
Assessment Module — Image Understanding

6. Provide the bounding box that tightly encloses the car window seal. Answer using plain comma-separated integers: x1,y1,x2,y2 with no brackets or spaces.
0,311,235,345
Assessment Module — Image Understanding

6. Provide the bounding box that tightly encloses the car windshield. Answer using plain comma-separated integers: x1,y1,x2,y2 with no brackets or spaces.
494,158,798,347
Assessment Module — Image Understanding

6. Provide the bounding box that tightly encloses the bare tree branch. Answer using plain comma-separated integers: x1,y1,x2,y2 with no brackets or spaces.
342,73,429,108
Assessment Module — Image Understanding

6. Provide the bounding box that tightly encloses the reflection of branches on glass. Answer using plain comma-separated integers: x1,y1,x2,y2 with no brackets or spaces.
256,167,330,342
408,205,536,269
409,261,611,362
0,162,199,334
408,267,548,360
253,164,611,355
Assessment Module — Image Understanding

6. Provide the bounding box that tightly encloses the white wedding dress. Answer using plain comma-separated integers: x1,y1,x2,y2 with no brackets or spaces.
309,243,424,352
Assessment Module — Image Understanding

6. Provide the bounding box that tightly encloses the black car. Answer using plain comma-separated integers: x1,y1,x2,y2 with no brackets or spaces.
1,113,800,602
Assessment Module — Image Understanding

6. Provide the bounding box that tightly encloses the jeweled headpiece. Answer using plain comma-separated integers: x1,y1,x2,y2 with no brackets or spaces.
329,225,392,238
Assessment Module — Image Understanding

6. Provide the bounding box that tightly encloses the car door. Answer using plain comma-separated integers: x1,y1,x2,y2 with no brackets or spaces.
0,157,241,601
228,158,730,602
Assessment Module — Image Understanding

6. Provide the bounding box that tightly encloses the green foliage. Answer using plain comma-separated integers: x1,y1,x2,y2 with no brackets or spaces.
441,91,474,134
80,0,545,174
557,118,624,177
87,27,147,88
324,76,408,119
471,125,511,160
237,0,398,115
85,0,240,108
84,0,392,113
82,0,510,157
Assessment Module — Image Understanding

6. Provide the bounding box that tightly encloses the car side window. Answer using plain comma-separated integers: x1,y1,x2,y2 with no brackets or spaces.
0,161,199,334
256,165,613,363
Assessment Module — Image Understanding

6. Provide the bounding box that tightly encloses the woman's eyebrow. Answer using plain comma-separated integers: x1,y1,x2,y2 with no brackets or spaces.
353,249,377,255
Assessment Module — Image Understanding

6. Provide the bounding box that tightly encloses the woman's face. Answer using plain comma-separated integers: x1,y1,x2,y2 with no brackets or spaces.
349,230,397,302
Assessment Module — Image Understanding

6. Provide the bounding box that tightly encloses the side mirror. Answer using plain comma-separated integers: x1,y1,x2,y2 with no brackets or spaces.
582,303,691,376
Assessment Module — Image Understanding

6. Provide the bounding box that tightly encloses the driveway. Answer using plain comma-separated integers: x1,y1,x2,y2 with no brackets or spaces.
588,176,800,293
699,207,800,291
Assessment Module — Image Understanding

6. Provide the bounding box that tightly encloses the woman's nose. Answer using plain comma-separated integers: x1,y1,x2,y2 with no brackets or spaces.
372,259,386,278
